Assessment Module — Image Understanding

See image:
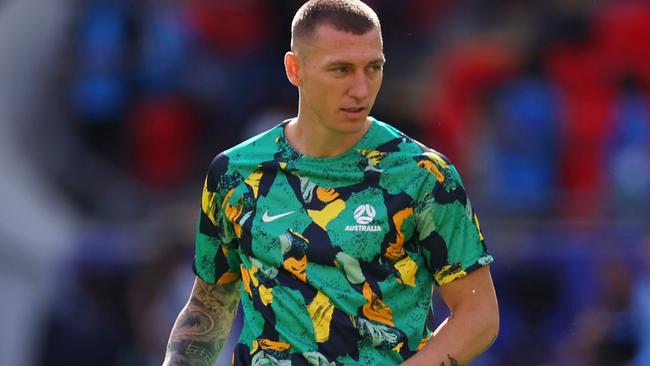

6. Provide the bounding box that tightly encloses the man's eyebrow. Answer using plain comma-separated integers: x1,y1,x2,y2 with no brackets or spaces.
325,58,385,67
324,61,354,68
326,60,353,65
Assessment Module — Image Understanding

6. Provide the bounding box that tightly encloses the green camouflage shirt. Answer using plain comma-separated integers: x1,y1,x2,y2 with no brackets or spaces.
194,118,493,365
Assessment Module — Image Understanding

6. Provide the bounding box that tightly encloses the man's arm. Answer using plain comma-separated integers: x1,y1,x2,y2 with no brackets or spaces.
163,276,241,366
401,265,499,366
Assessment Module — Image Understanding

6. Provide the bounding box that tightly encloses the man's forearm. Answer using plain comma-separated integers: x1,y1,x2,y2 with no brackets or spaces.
163,278,241,366
401,267,499,366
403,312,497,366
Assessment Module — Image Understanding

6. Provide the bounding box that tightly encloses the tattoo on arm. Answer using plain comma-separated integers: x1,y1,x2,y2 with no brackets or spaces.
439,354,460,366
163,279,241,366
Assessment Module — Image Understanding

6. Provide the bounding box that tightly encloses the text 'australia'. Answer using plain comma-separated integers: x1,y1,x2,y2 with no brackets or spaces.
344,225,382,232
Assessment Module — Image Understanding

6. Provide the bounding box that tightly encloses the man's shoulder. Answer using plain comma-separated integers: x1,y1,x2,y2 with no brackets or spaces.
224,122,285,159
370,118,435,157
370,118,455,176
211,122,284,163
205,121,285,179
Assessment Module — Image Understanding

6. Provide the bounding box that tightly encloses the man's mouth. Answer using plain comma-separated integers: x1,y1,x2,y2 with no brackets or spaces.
340,106,367,120
341,107,365,113
341,107,366,121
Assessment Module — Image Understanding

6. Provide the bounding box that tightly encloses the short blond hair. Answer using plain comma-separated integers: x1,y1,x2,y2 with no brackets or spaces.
291,0,381,50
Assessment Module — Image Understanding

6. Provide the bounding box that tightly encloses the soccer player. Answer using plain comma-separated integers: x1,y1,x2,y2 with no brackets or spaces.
163,1,499,365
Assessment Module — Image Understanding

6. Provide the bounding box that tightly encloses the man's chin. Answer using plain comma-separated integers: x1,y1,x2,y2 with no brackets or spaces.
333,116,371,134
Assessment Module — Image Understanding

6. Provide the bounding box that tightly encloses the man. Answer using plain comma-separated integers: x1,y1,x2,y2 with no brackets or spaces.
163,1,498,365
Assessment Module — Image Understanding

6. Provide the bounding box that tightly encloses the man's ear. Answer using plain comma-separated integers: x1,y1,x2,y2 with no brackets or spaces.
284,51,301,87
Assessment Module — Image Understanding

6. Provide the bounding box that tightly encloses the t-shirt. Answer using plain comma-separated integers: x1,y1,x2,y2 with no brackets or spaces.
194,118,493,365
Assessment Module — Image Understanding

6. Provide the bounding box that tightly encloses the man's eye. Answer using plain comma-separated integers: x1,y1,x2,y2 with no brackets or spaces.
333,66,349,73
370,64,383,72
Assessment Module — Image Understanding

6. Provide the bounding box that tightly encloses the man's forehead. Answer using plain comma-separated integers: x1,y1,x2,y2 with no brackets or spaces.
294,21,381,43
294,24,383,62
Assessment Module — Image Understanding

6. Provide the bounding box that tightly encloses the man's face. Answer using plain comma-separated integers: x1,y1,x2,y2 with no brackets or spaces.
294,24,384,135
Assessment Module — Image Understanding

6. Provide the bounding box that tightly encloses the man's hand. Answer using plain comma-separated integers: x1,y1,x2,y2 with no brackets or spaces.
402,265,499,365
162,277,241,366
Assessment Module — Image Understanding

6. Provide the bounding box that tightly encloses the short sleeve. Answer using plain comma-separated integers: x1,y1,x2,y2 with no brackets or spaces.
193,154,242,285
413,150,493,286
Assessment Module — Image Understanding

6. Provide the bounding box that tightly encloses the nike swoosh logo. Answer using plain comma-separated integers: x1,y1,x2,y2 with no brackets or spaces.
262,210,295,223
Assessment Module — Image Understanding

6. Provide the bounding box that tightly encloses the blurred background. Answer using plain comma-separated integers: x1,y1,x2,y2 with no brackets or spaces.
1,0,649,365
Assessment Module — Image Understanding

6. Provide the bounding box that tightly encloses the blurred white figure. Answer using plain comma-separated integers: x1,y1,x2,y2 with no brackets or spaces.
0,1,78,365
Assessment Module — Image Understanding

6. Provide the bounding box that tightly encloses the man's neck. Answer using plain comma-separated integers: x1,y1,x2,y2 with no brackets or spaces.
284,116,371,158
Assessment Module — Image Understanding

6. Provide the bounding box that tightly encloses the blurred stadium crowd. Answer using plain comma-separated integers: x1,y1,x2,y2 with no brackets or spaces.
1,0,650,365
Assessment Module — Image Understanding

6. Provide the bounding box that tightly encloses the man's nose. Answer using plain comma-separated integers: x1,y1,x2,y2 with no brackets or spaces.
348,70,370,100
